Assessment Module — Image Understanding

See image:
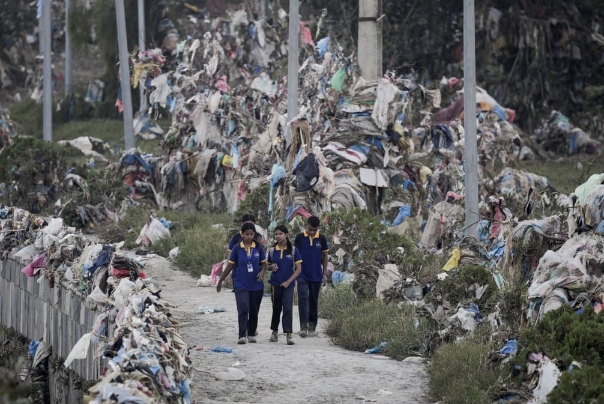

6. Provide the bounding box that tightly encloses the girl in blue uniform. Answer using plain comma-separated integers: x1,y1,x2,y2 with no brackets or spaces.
217,223,267,344
267,225,302,345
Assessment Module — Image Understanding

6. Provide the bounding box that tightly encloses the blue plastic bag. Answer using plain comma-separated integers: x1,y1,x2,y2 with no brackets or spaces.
392,205,411,227
499,339,517,355
365,342,388,354
29,340,40,357
210,347,234,353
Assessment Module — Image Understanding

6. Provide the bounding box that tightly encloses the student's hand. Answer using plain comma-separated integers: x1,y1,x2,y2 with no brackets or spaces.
322,274,328,284
280,281,290,288
271,263,279,272
216,281,222,293
257,270,266,282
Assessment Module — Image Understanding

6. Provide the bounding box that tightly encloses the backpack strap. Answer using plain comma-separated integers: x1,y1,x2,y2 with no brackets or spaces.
268,247,275,263
320,234,328,250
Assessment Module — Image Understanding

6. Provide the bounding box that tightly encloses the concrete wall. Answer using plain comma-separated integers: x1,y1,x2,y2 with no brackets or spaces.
0,254,104,403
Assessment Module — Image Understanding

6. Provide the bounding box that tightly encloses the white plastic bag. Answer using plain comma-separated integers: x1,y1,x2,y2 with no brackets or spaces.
88,285,107,303
64,333,92,368
196,275,213,287
169,246,180,260
43,218,63,236
113,279,137,309
215,368,245,381
376,264,401,299
136,218,170,246
529,358,561,404
452,307,477,332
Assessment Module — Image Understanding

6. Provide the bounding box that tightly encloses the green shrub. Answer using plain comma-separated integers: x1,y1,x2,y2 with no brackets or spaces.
427,338,500,404
321,208,437,300
0,137,84,211
325,299,432,360
111,207,231,277
547,365,604,404
8,98,43,137
319,283,362,320
428,265,498,308
172,224,228,277
513,306,604,373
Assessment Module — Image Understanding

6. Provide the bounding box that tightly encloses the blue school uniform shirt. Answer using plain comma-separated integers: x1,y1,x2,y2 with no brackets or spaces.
294,231,329,282
228,241,266,291
228,231,265,253
267,245,302,288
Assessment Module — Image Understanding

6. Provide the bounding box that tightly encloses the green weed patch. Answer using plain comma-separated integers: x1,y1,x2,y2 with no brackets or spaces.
324,298,432,360
427,337,500,404
108,206,230,277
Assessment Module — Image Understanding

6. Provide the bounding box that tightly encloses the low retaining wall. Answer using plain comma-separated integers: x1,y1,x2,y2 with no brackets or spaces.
0,254,104,403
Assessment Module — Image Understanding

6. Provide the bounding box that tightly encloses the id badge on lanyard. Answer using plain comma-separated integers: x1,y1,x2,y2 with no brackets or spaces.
246,248,253,272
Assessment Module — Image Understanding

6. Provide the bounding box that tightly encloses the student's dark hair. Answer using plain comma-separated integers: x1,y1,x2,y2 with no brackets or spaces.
274,224,292,251
307,216,320,227
241,214,256,223
241,222,256,234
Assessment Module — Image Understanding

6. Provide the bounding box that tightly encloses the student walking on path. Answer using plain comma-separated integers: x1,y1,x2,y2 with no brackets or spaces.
294,216,329,338
224,214,268,288
217,223,267,344
267,225,302,345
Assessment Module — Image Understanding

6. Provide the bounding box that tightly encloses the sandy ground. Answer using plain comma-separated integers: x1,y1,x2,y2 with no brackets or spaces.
134,253,428,404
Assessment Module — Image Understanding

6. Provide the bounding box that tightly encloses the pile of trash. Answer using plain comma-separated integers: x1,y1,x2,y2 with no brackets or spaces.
0,206,193,403
532,110,601,156
525,174,604,323
57,136,111,164
128,6,478,220
117,148,160,207
0,136,127,227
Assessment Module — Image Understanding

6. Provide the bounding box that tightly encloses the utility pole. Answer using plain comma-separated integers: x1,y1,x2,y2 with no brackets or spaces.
65,0,73,96
286,0,299,145
116,0,135,150
463,0,479,238
358,0,383,214
260,0,266,20
137,0,147,111
42,0,52,142
358,0,383,80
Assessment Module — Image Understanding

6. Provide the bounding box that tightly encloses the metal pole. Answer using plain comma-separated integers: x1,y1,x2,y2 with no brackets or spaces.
463,0,479,238
261,0,266,20
137,0,147,111
43,0,52,142
286,0,299,144
65,0,73,96
358,0,383,80
116,0,135,150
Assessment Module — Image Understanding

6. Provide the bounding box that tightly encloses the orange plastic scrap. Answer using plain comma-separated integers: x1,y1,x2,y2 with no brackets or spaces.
184,3,199,12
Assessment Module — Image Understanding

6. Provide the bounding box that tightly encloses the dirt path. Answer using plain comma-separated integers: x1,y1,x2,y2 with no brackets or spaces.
133,253,428,404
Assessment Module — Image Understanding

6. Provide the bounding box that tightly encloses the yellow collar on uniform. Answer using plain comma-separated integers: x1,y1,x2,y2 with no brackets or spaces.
239,241,257,256
304,231,320,246
275,243,287,258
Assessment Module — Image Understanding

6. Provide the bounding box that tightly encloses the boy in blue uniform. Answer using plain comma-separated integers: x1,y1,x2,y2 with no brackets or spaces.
217,223,267,344
267,225,302,345
294,216,329,337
